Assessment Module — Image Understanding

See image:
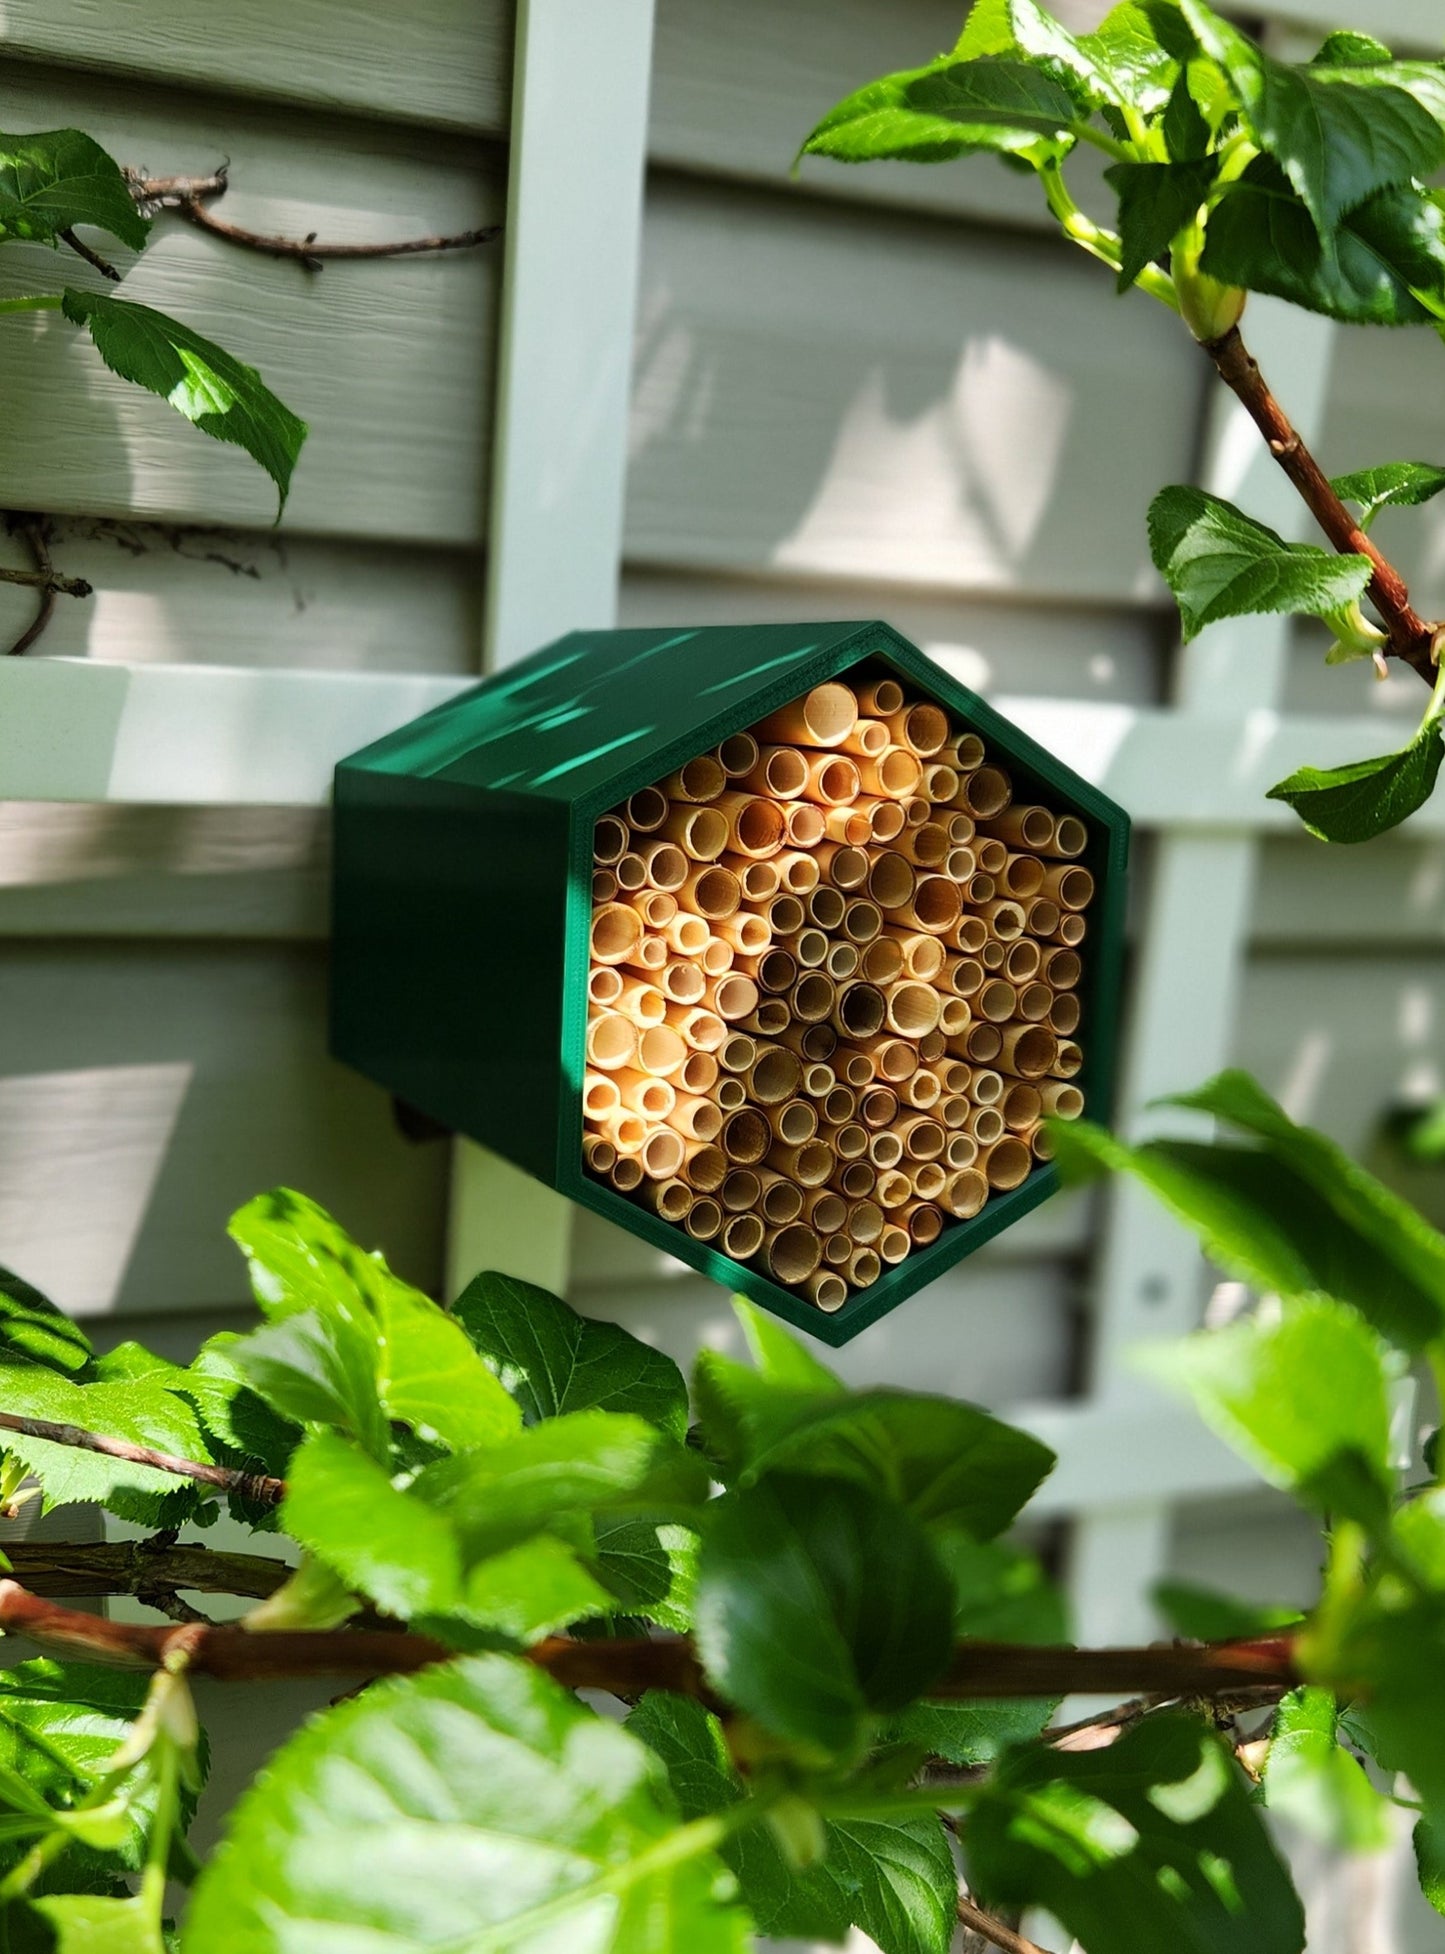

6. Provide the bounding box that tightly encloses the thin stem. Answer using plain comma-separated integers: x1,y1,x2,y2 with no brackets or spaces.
1040,164,1178,311
1071,122,1133,164
0,1410,284,1506
0,296,64,316
0,1538,291,1602
1204,324,1438,681
958,1893,1056,1954
138,1743,179,1928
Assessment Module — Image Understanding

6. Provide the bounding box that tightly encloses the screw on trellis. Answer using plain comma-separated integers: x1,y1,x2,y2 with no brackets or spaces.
330,622,1128,1344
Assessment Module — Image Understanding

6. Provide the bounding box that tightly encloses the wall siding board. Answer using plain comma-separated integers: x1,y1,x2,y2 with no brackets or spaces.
626,176,1203,602
0,68,503,542
0,0,513,136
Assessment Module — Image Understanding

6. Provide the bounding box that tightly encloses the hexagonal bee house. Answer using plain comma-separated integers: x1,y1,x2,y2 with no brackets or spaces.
331,622,1128,1344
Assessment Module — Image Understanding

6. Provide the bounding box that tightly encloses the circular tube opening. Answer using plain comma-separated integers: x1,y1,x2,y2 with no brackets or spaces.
983,1138,1032,1190
593,815,629,865
886,983,941,1038
654,1180,693,1223
734,797,786,857
809,1273,848,1313
945,1169,989,1218
718,732,759,778
590,904,642,964
1018,983,1054,1023
963,767,1011,817
835,983,886,1038
786,802,825,846
814,757,861,804
766,1225,822,1285
877,748,923,797
868,853,915,911
903,702,949,756
760,1176,804,1224
792,973,836,1023
583,1075,621,1118
722,1213,764,1260
1054,814,1088,857
721,1168,761,1213
762,747,808,797
684,866,737,918
640,1128,685,1179
637,1024,686,1076
910,877,962,933
978,981,1017,1024
721,1109,770,1164
684,1197,723,1241
749,1048,803,1104
681,1144,727,1193
587,1015,637,1070
1056,867,1095,911
674,753,726,801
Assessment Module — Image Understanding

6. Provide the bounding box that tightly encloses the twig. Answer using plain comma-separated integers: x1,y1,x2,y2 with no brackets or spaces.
125,169,500,273
0,1540,291,1602
1204,324,1438,682
58,228,120,282
1,517,92,657
957,1894,1055,1954
138,1590,217,1627
0,1410,284,1507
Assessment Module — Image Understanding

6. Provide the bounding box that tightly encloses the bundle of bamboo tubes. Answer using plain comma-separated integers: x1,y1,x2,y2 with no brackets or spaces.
583,671,1093,1313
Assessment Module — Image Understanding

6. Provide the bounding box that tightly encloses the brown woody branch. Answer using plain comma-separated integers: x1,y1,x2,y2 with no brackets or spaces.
957,1895,1055,1954
0,1410,283,1507
125,168,500,272
2,517,93,657
1204,325,1439,682
0,1540,291,1603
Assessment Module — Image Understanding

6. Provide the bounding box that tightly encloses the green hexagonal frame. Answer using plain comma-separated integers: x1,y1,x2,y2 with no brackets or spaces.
330,621,1129,1344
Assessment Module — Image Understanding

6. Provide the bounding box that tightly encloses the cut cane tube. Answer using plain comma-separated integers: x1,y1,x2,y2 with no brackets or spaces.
1000,853,1045,900
722,1212,765,1261
587,1013,639,1071
968,1068,1004,1108
610,1155,644,1193
640,842,689,892
963,1023,1002,1064
898,1116,945,1162
855,677,904,716
592,870,618,903
945,1131,978,1170
869,1131,905,1170
861,936,906,986
945,847,977,882
716,1076,746,1112
718,1032,757,1074
628,889,678,930
786,927,830,969
867,851,915,912
836,1048,874,1089
939,997,971,1038
816,842,870,890
903,1068,943,1109
591,903,643,966
1042,946,1081,989
897,875,961,935
666,1005,726,1052
617,1070,676,1119
680,1142,727,1193
806,884,846,931
776,850,822,895
721,1108,771,1165
841,718,890,758
714,911,770,955
768,1097,819,1145
856,747,923,799
900,822,950,868
832,982,887,1040
682,1053,719,1097
821,1232,850,1268
976,980,1017,1024
602,1109,647,1154
626,785,669,833
862,797,908,843
860,1085,900,1128
800,753,862,805
967,874,997,906
952,914,989,955
747,1045,804,1104
754,683,859,750
1001,1083,1042,1132
724,854,781,902
885,700,949,756
839,1159,876,1198
884,982,942,1038
643,1179,693,1224
1040,864,1094,910
846,1198,885,1244
1038,1081,1084,1119
584,1134,616,1175
588,966,624,1009
978,1136,1032,1190
805,1189,848,1235
664,753,727,803
1017,982,1054,1024
764,893,806,937
662,914,710,961
637,1023,687,1077
666,1093,724,1142
910,1160,947,1201
1050,910,1086,947
1004,938,1042,983
997,1024,1058,1078
702,973,760,1022
764,1224,824,1285
721,1167,762,1213
768,1139,834,1186
659,803,728,861
1030,1123,1056,1161
785,800,826,848
685,1198,723,1242
958,766,1011,818
847,1247,881,1288
740,1000,789,1037
583,1072,623,1120
943,1169,989,1218
615,976,667,1027
640,1126,686,1180
594,818,630,871
919,1028,946,1063
700,937,734,977
904,1201,945,1245
756,1171,805,1225
742,746,808,799
742,948,795,995
944,956,985,998
1049,992,1082,1035
981,805,1055,851
809,1272,849,1313
842,899,883,945
790,973,836,1024
858,1036,918,1084
677,863,740,922
923,763,959,802
878,1225,911,1265
718,731,760,778
821,805,873,846
874,1166,913,1209
1054,1038,1083,1078
1049,814,1089,858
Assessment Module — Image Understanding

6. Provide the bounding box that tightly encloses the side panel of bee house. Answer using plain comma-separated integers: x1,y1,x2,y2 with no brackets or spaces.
331,622,1129,1345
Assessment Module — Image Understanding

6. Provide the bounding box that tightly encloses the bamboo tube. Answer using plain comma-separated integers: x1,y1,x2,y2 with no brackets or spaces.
951,914,989,955
1041,946,1081,990
837,900,880,949
903,1200,945,1245
980,805,1055,851
980,940,1006,972
592,869,618,904
631,1023,687,1082
878,1225,911,1264
1023,899,1059,941
740,1000,790,1037
583,1072,623,1120
903,1067,943,1110
945,847,977,883
832,982,887,1040
968,1068,1004,1106
869,1132,905,1171
583,1133,616,1175
979,1136,1032,1190
875,1167,912,1209
958,765,1011,818
1030,1123,1056,1161
768,1138,834,1186
640,1126,686,1180
721,1108,771,1165
840,717,890,758
587,1013,639,1071
659,803,728,861
821,1230,850,1268
974,980,1016,1024
821,805,873,846
1000,853,1045,901
816,841,870,890
859,1085,900,1128
610,1155,645,1193
822,1080,859,1127
685,1197,723,1242
659,916,708,962
778,1021,835,1061
884,981,942,1038
716,1076,746,1112
721,1167,762,1213
739,947,795,995
947,810,977,844
962,1023,1002,1064
591,903,644,965
775,849,823,896
615,976,667,1028
700,937,735,978
836,1048,874,1089
802,1061,836,1098
939,997,971,1038
1039,864,1095,911
768,1097,819,1146
1001,1083,1042,1132
713,913,770,958
1049,813,1089,858
754,683,858,750
756,1171,805,1225
847,1246,882,1287
945,1132,979,1171
602,1108,647,1154
805,1189,848,1235
717,1031,757,1075
676,863,739,921
763,1223,824,1286
664,753,727,803
838,1159,876,1199
939,1094,971,1130
680,1141,727,1193
628,888,679,930
740,745,809,799
943,1169,988,1218
899,822,950,869
784,927,830,969
886,700,949,756
701,973,759,1022
747,1045,804,1104
898,1116,945,1162
800,752,862,805
624,784,669,833
1017,982,1054,1024
588,967,624,1009
967,874,997,906
822,1119,869,1161
910,1161,948,1202
708,791,784,859
1038,1081,1085,1120
902,793,934,826
1004,937,1042,984
665,1004,726,1052
1054,1038,1083,1079
897,875,962,935
684,1050,721,1094
862,797,908,843
617,1070,677,1120
666,1093,724,1142
944,955,985,999
641,1178,693,1225
809,1271,849,1312
975,836,1008,876
856,746,923,800
867,852,915,912
860,937,906,987
723,854,780,902
805,884,846,931
919,1027,947,1063
856,677,904,717
855,1035,917,1084
786,801,826,847
718,731,760,778
593,814,629,865
1049,910,1086,947
997,1024,1058,1079
759,892,803,938
789,973,836,1024
923,763,959,802
722,1213,765,1261
839,1192,881,1243
941,1058,972,1093
640,842,689,892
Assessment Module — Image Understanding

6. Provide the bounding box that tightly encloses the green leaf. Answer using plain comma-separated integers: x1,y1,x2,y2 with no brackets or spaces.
1138,1300,1396,1526
906,58,1083,138
590,1517,698,1632
799,50,1066,167
453,1271,687,1440
1312,32,1393,68
1414,1814,1445,1916
1161,68,1212,159
1154,1581,1303,1642
1106,158,1216,288
227,1189,390,1325
184,1654,751,1954
1311,1598,1445,1829
1263,1687,1392,1852
443,1534,615,1644
227,1308,390,1464
695,1472,954,1758
280,1431,460,1620
1148,486,1372,640
629,1692,956,1954
17,1895,164,1953
177,1335,301,1478
1331,461,1445,531
969,1716,1305,1954
1203,163,1445,327
373,1279,520,1452
1079,5,1187,114
0,1268,93,1377
1268,727,1445,844
59,292,306,513
0,130,148,250
1179,3,1443,233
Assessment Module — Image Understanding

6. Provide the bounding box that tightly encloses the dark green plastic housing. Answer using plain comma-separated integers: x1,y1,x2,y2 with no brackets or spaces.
331,621,1130,1344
